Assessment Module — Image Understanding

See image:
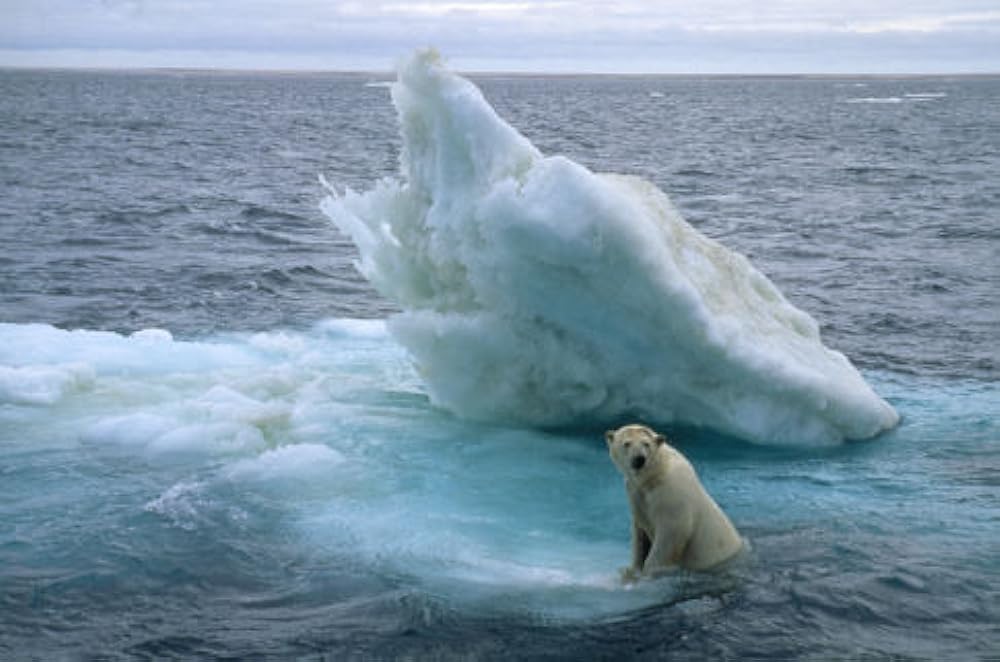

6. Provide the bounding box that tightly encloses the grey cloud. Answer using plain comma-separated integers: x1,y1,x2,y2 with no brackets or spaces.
0,0,997,72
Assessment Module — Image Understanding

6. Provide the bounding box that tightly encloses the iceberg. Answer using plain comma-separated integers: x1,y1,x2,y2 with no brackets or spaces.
321,50,900,445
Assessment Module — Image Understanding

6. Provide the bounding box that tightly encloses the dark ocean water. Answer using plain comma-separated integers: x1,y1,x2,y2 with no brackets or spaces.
1,69,998,660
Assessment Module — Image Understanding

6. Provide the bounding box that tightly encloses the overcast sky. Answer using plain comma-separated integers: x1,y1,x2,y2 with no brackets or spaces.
2,0,999,73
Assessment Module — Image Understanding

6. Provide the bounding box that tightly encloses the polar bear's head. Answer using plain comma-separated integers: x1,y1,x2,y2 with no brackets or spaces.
605,424,667,478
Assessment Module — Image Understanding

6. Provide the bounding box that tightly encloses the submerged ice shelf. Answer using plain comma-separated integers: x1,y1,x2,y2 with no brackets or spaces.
322,50,899,445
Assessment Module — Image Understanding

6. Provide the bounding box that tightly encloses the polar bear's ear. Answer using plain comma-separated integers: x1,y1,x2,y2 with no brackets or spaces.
605,430,615,446
654,434,667,446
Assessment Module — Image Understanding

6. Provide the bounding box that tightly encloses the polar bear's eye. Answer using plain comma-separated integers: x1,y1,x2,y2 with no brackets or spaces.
623,441,631,448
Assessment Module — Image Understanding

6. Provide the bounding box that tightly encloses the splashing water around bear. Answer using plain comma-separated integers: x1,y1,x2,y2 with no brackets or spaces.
322,49,899,445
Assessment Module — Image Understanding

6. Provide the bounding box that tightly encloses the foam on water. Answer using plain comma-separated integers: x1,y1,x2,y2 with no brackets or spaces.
322,50,899,445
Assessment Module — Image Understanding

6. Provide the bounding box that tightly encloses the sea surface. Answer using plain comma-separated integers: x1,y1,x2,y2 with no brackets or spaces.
1,69,998,659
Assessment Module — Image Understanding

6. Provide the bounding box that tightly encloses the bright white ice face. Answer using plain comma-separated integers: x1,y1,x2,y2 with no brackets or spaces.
323,49,899,445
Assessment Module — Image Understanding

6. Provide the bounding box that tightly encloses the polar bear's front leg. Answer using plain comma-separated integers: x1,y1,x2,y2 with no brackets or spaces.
624,522,651,581
643,512,693,575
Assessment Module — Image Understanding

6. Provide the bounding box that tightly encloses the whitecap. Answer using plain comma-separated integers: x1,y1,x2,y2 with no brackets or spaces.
845,97,904,104
144,480,211,530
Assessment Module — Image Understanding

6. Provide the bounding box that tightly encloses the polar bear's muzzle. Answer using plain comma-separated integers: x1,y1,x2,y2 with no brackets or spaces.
631,455,646,471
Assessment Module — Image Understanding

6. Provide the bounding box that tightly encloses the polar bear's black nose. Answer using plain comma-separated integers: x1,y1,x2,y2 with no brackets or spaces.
631,456,646,471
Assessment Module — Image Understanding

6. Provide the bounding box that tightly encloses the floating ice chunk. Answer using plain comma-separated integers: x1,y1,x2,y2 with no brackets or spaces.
130,328,174,343
192,384,292,429
0,322,258,377
81,412,267,456
845,97,904,104
82,412,178,447
315,318,389,340
323,50,900,444
0,363,95,405
224,443,346,482
148,421,266,455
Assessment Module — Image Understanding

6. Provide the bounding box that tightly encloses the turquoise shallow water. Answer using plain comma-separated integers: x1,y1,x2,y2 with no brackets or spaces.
1,322,997,658
1,69,998,658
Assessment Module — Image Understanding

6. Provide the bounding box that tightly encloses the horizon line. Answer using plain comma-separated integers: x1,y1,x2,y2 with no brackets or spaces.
2,63,999,79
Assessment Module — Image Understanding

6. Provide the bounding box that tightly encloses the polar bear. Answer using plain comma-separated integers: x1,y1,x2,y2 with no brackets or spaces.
606,424,742,579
